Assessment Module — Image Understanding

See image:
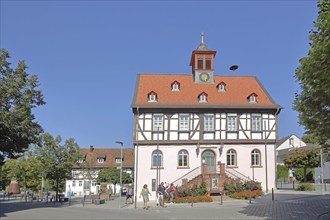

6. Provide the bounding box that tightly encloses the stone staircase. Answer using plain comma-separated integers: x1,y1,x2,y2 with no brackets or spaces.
171,163,251,195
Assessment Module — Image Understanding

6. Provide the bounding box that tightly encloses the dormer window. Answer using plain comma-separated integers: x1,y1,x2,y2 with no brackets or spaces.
217,82,226,92
171,81,180,91
77,159,83,163
248,93,258,103
97,158,104,163
198,92,208,103
148,91,157,102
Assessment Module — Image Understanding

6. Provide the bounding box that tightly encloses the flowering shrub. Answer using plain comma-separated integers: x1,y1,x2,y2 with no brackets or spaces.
173,195,213,203
231,190,263,199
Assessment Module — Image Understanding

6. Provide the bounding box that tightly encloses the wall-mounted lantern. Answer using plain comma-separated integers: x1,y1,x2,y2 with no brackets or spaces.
196,143,200,156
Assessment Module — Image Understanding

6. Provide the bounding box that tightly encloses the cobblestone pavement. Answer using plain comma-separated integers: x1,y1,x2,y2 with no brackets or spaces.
1,191,329,219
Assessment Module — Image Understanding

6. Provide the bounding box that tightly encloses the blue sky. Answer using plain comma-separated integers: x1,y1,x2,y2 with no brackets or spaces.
1,0,318,149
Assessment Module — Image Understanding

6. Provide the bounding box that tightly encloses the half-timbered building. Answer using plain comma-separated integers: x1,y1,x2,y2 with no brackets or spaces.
132,34,282,201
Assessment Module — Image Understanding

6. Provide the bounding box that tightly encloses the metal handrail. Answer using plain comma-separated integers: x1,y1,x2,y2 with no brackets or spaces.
171,166,201,187
225,168,250,182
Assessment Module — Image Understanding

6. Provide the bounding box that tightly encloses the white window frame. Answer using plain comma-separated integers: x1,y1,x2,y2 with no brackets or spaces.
152,150,163,168
227,115,237,131
199,94,207,103
153,114,164,131
148,93,157,102
172,82,180,91
251,149,261,166
226,149,237,166
115,157,122,163
179,114,189,131
97,158,104,163
79,181,82,187
249,95,256,103
178,150,189,167
218,84,225,92
204,114,214,132
72,181,76,187
251,115,262,131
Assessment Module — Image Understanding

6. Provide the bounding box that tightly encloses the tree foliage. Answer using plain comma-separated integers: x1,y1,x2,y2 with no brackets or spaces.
294,0,330,148
284,149,320,182
276,164,288,180
0,48,45,165
2,151,43,191
34,133,80,201
96,168,132,194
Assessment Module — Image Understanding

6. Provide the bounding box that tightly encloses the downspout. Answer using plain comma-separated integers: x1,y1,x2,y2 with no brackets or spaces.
274,107,280,190
134,107,140,209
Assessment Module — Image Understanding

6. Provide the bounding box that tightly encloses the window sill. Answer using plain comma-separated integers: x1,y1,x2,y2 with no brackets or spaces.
150,167,164,170
226,166,238,168
250,166,263,168
226,131,238,133
177,166,190,169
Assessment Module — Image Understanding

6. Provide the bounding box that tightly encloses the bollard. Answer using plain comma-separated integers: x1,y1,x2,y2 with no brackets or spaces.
220,193,223,205
249,190,251,204
272,188,274,201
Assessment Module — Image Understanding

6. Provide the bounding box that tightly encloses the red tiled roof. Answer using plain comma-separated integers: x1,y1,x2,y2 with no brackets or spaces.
74,148,134,169
132,74,281,109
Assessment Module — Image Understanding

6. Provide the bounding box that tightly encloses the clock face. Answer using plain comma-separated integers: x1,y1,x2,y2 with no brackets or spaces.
199,72,210,82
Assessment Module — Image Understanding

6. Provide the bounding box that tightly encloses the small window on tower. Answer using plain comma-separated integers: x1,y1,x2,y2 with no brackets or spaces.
197,58,203,69
205,56,211,69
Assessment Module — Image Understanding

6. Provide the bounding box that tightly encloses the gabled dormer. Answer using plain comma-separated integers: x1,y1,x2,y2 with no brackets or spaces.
217,82,226,92
198,92,208,103
148,91,157,102
247,93,258,103
171,81,180,91
190,33,217,83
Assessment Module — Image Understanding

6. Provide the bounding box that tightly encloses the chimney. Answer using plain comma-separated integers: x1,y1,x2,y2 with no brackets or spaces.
90,145,94,152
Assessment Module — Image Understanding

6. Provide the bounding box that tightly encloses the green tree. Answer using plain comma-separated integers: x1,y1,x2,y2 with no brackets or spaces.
96,168,132,195
276,164,288,180
293,0,330,148
0,48,45,165
284,149,320,182
34,133,80,201
2,151,43,201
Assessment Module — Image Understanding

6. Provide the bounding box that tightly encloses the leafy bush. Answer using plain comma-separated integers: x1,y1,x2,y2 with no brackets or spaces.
175,182,207,197
231,190,263,199
296,183,314,191
224,179,262,196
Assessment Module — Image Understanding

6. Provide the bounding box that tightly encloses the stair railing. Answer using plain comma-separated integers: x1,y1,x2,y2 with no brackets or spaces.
171,166,201,187
225,168,251,182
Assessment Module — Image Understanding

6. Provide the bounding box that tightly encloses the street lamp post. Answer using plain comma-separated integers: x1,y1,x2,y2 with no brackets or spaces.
115,141,123,208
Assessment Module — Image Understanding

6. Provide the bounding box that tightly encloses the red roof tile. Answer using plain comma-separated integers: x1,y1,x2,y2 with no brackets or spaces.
132,74,280,109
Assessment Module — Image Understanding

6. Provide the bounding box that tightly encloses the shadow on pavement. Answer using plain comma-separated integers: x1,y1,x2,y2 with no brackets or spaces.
238,193,330,220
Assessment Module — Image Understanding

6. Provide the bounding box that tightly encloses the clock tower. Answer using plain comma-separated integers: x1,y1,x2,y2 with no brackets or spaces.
190,33,216,83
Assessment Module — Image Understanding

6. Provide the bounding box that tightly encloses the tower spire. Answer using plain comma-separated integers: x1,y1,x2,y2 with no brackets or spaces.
201,32,205,44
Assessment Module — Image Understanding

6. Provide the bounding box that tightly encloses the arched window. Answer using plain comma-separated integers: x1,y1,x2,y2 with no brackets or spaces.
152,150,163,168
178,150,189,167
251,149,261,166
226,149,237,166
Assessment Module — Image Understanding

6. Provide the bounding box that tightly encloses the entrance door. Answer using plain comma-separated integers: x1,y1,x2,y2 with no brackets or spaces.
202,150,216,173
